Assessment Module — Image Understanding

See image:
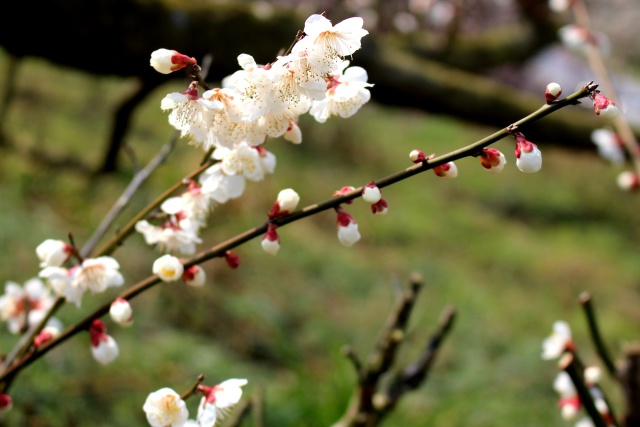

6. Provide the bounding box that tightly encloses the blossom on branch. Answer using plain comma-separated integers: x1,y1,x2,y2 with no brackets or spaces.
592,91,619,121
0,278,55,334
268,188,300,218
143,387,189,427
433,161,458,178
553,371,581,420
479,148,507,174
196,378,248,427
153,255,185,282
39,256,124,307
182,265,206,287
261,223,281,255
336,207,361,247
88,319,119,365
617,171,640,191
36,239,72,268
542,320,574,360
109,297,133,327
545,82,563,103
150,49,197,74
513,132,542,173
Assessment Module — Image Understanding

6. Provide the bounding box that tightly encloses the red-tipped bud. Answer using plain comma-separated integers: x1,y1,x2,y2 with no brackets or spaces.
409,149,426,163
592,91,619,120
545,82,562,103
371,199,388,215
617,171,640,191
514,132,542,173
433,162,458,178
150,49,197,74
362,182,382,204
335,207,361,247
182,265,206,287
333,186,356,204
268,188,300,218
0,394,12,413
261,224,281,255
225,251,240,269
479,148,507,174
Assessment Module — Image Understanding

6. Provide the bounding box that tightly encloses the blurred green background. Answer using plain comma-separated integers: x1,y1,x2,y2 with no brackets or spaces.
1,2,640,426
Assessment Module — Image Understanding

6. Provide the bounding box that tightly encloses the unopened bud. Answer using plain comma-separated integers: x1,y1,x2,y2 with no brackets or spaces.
362,182,382,204
225,251,240,269
150,49,197,74
261,224,281,255
109,297,133,327
409,149,426,163
433,162,458,178
617,171,640,191
182,265,206,287
545,82,562,102
593,91,619,120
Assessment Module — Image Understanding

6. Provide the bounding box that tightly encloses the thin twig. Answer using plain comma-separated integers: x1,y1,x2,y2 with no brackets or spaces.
181,374,206,400
579,291,618,379
80,133,178,258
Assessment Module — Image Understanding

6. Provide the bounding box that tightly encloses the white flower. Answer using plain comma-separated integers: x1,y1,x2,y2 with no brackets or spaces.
215,143,276,182
39,257,124,307
584,365,601,385
310,61,373,123
36,239,71,267
299,14,368,67
135,218,202,256
153,255,184,282
197,378,248,426
199,163,246,204
591,128,624,165
161,182,212,226
162,82,221,147
542,320,573,360
283,121,302,144
109,297,133,327
143,387,189,427
0,278,55,334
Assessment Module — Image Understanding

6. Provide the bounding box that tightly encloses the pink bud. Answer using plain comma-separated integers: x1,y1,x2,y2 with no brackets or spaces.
225,251,240,269
333,186,356,204
0,394,12,413
371,199,388,215
409,149,426,163
592,91,619,120
479,148,507,174
545,82,562,102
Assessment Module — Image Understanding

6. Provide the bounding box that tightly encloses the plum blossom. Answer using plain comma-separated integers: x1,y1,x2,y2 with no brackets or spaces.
592,91,619,121
310,61,373,123
135,214,202,256
542,320,574,360
553,371,580,420
0,278,55,334
214,143,276,182
36,239,72,268
161,181,212,226
40,257,124,307
153,255,185,282
199,163,246,204
196,379,248,427
545,82,562,103
143,387,189,427
591,128,624,165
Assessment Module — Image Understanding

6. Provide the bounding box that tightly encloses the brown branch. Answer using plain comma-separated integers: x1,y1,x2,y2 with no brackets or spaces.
558,353,609,427
621,344,640,427
579,291,618,379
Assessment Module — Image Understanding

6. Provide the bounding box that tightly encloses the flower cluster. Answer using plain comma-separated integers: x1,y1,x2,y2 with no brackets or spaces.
143,379,247,427
141,14,372,256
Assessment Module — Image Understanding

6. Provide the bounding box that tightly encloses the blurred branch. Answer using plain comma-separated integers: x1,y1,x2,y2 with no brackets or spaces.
332,273,455,427
579,291,619,379
559,353,609,427
621,344,640,427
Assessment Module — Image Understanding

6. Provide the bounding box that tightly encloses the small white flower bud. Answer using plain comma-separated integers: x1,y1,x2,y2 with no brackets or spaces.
617,171,640,191
545,82,562,102
182,265,206,287
153,255,185,282
150,49,196,74
276,189,300,213
584,366,601,385
109,297,133,327
36,239,71,268
409,149,426,163
91,335,119,365
433,162,458,178
362,183,382,204
284,121,302,144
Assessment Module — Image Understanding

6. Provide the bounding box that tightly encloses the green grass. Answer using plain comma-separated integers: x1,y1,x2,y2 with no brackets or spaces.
0,50,639,427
